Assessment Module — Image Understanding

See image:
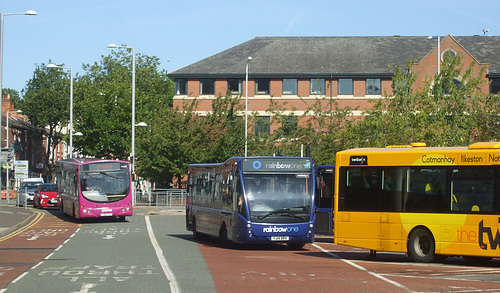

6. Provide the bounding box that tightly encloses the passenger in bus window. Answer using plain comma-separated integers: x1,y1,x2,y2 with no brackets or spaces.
237,195,244,213
82,179,89,191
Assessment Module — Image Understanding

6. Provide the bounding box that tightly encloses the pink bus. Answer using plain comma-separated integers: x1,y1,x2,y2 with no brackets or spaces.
56,158,133,221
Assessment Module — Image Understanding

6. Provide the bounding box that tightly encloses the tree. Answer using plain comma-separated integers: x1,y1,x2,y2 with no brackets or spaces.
19,62,69,181
74,49,173,160
348,54,490,151
4,88,21,107
135,91,245,187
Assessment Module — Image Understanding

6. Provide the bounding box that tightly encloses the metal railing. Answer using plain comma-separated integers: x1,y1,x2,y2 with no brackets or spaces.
135,188,186,209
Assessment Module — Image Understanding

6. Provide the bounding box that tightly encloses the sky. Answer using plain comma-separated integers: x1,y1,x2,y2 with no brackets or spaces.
0,0,499,95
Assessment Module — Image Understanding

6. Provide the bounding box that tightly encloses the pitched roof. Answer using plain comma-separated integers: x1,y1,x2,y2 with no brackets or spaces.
169,36,500,78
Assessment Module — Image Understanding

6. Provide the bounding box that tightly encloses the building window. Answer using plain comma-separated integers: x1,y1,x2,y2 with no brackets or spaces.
338,79,353,95
200,79,215,95
255,116,270,137
282,79,298,95
444,77,462,95
255,79,270,95
366,78,381,95
228,79,242,94
310,78,325,95
282,115,298,136
442,49,457,62
175,79,187,95
491,79,500,94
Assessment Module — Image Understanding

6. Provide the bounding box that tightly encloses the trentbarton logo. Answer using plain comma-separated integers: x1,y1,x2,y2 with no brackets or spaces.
350,156,367,165
263,226,299,233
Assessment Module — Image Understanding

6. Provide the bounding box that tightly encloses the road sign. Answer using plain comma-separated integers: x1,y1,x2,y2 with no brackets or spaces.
15,160,28,179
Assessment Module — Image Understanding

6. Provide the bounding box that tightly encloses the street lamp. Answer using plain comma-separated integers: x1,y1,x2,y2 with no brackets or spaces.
244,56,252,157
0,9,36,205
47,64,74,158
107,43,136,173
5,109,21,205
427,36,440,74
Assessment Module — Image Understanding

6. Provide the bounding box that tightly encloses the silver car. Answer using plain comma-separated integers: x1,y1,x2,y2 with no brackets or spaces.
17,181,43,206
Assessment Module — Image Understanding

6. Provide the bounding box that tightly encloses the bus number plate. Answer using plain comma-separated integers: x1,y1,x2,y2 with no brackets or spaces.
101,212,113,217
271,236,289,241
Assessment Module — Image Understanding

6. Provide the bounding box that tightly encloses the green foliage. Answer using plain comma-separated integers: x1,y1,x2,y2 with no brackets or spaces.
350,54,491,150
135,91,245,187
23,50,500,186
4,88,21,107
74,49,172,160
20,62,70,180
246,94,353,166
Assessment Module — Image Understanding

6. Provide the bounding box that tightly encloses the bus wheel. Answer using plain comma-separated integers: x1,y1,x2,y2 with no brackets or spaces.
219,223,230,246
408,228,436,263
192,218,201,240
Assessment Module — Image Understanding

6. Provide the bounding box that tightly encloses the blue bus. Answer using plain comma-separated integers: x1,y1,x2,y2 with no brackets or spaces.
314,165,335,235
186,157,315,248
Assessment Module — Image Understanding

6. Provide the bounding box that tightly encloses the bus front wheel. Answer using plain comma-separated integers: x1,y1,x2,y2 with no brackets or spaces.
192,218,201,240
219,223,231,246
408,228,436,263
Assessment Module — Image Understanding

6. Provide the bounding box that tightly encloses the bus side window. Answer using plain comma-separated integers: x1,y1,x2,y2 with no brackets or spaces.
381,168,404,212
406,168,447,212
344,168,379,211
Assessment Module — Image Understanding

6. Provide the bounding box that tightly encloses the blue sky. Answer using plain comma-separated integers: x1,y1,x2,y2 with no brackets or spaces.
1,0,499,94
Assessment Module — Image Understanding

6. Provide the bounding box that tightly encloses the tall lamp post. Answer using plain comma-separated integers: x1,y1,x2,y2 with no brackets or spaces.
5,109,21,205
244,56,252,157
47,64,74,158
0,9,36,205
107,44,136,173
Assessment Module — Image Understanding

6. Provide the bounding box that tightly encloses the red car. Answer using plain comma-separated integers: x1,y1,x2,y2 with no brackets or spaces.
33,183,60,208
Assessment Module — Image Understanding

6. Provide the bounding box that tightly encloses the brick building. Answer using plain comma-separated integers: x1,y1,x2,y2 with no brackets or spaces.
169,35,500,134
1,96,48,191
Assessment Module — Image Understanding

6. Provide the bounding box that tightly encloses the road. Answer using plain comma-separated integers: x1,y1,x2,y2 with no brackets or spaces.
2,208,500,292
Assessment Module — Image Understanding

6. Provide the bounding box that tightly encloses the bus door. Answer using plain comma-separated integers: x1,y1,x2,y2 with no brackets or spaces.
315,166,335,235
379,168,404,252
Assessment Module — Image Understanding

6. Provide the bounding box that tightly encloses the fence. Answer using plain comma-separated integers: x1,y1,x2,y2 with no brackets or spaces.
135,188,187,209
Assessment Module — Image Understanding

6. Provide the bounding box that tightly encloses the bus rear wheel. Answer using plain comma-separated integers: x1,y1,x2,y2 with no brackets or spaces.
408,228,436,263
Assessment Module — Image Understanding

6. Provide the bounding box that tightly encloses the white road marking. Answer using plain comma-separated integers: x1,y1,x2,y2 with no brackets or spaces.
145,216,180,293
312,243,412,292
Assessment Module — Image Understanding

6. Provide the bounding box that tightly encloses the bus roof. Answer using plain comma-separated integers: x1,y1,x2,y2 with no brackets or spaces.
57,158,130,166
336,142,500,167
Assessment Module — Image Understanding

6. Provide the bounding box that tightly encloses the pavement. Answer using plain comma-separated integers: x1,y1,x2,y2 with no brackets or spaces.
0,204,37,239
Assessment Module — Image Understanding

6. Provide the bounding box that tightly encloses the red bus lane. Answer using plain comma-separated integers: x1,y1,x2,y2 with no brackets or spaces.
0,210,80,289
200,240,409,293
201,238,500,293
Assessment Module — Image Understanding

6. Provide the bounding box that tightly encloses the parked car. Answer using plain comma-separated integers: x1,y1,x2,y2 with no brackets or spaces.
16,178,44,207
33,183,59,209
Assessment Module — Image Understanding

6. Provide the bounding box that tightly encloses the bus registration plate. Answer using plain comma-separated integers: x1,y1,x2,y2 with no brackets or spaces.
271,236,289,241
101,212,113,217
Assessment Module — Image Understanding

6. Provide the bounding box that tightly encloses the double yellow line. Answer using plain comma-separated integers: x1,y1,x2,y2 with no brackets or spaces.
0,210,44,242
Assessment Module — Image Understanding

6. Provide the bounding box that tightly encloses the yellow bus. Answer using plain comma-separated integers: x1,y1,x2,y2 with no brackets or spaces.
334,142,500,263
